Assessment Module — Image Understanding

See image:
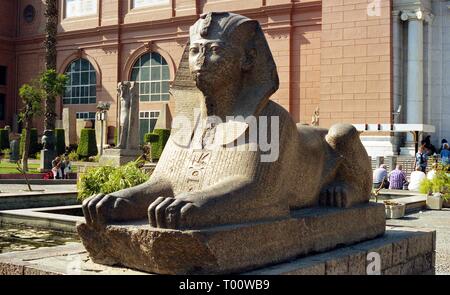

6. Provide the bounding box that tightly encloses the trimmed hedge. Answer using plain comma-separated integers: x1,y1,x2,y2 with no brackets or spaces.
55,128,66,156
0,129,9,150
20,128,40,157
114,127,118,146
144,133,159,144
77,128,98,159
145,129,170,161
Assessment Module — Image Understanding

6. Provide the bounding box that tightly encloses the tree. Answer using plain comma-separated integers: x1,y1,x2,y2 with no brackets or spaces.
40,69,68,132
41,0,60,170
39,69,68,170
18,83,43,171
44,0,57,71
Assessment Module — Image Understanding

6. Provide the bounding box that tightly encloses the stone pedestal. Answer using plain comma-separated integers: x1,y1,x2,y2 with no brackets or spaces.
95,118,108,153
77,203,386,275
99,148,141,167
39,149,56,172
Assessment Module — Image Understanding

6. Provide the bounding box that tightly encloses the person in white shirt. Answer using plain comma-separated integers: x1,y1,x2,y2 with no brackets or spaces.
408,166,427,191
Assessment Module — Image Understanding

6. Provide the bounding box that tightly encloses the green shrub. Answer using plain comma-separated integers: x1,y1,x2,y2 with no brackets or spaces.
77,161,150,201
20,128,40,157
68,150,79,162
77,128,98,159
0,129,9,150
419,165,450,201
55,128,66,156
144,133,159,144
149,129,170,161
114,127,118,146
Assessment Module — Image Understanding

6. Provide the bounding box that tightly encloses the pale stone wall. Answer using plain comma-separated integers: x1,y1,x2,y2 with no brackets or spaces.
426,0,450,147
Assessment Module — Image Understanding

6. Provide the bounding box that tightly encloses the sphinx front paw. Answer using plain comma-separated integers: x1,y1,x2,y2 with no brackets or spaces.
148,196,200,229
319,184,349,208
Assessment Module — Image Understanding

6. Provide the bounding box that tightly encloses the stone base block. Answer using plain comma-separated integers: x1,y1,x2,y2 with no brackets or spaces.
0,226,435,275
99,148,141,166
77,203,386,275
246,226,436,275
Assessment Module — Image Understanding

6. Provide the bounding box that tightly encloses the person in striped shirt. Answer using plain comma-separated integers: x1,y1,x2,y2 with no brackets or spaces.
388,164,407,190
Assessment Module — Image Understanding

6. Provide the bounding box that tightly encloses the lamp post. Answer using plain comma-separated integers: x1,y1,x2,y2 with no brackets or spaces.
96,102,110,156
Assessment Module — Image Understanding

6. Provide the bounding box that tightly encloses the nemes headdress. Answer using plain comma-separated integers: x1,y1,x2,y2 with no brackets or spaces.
171,12,279,146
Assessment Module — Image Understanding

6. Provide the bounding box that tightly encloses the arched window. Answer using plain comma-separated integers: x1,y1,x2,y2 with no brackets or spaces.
130,52,170,102
63,58,96,105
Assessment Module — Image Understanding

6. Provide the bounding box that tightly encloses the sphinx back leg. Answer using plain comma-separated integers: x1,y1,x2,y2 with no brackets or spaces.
319,124,372,208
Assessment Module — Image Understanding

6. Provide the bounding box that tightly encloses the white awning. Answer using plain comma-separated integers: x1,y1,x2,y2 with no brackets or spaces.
353,123,435,133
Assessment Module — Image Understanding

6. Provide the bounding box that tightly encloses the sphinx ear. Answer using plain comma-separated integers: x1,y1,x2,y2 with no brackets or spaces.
241,47,257,72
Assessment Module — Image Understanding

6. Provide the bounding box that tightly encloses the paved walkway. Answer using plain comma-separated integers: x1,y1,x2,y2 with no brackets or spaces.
0,184,77,196
387,208,450,275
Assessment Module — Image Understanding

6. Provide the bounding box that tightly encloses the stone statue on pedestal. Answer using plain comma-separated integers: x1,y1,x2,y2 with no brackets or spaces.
78,12,385,274
311,107,320,126
98,82,140,166
116,82,139,150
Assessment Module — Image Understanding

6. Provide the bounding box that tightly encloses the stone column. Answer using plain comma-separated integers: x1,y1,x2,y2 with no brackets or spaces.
401,9,424,134
392,10,403,154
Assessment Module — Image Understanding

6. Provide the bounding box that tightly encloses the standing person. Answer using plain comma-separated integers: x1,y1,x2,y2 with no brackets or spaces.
441,139,448,152
388,164,408,190
440,143,450,166
373,164,389,189
415,146,428,173
421,135,436,155
408,166,427,191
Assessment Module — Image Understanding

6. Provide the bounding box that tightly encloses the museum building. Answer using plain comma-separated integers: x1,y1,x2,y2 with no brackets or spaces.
0,0,449,156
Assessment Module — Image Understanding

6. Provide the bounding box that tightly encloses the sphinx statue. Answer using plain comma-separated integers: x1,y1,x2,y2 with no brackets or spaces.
78,12,385,274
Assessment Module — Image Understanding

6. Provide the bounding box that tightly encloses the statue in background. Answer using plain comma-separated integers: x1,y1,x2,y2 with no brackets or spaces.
311,107,320,126
116,81,139,150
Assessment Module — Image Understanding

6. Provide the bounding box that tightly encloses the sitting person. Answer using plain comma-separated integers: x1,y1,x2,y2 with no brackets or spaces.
388,164,407,190
63,157,72,179
440,143,450,166
408,166,426,191
373,164,389,189
51,157,63,179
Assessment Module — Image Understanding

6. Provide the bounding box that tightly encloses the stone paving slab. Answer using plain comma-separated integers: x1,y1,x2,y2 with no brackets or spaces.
0,243,148,275
0,184,77,196
387,209,450,275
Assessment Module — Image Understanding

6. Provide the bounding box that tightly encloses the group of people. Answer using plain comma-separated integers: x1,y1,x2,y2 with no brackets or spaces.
373,136,449,191
373,163,436,192
46,156,72,179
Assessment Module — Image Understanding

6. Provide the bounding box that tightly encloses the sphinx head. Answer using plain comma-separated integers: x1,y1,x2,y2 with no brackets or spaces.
188,13,258,97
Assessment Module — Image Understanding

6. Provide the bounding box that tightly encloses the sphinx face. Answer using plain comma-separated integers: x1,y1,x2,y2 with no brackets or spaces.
188,37,243,95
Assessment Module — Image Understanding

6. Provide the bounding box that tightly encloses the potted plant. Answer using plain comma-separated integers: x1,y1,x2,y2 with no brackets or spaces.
419,165,450,210
384,200,406,219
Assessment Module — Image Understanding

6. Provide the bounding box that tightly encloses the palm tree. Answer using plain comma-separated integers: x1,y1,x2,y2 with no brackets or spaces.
43,0,58,131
